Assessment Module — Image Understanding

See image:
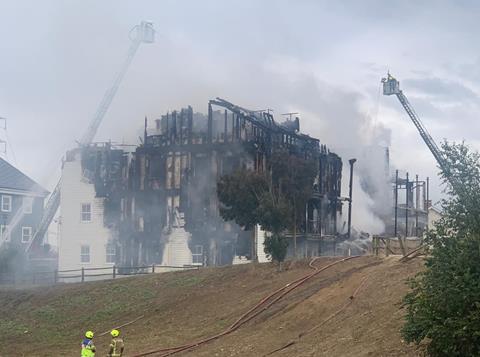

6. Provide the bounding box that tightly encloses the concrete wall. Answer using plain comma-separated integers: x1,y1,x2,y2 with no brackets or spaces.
58,151,114,272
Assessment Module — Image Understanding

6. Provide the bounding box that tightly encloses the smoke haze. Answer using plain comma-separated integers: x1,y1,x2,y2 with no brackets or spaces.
2,0,480,233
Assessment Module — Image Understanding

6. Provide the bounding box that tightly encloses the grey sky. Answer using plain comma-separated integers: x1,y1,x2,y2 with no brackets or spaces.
1,0,480,205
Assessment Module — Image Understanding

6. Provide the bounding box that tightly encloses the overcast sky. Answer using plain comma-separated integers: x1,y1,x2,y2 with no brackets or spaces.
1,0,480,205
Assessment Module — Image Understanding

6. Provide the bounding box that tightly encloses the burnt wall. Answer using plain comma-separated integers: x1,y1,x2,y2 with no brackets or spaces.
84,99,343,266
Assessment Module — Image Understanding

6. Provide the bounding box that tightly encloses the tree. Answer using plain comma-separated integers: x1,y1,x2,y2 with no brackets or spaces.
255,190,291,265
217,169,269,261
264,233,289,264
270,150,317,256
402,142,480,356
217,169,269,230
217,149,317,264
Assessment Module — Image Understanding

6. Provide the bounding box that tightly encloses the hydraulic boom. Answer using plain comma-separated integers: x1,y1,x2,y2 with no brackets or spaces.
382,73,459,195
26,21,154,252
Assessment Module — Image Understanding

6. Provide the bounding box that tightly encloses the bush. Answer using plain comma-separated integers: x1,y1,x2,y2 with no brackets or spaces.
264,234,289,264
402,142,480,356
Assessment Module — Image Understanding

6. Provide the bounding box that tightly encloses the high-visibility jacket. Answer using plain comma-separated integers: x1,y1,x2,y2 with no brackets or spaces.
108,337,125,357
81,338,96,357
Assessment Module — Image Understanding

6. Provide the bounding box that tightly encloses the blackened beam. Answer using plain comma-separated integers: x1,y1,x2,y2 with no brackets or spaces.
210,98,319,145
224,110,228,142
137,142,247,155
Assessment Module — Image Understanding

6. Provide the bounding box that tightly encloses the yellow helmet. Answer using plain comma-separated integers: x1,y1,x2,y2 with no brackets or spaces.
111,329,120,337
85,331,94,339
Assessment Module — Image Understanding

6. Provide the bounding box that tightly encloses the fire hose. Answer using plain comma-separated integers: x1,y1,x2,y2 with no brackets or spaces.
132,255,361,357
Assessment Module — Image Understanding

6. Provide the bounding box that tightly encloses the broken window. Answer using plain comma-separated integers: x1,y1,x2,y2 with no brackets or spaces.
81,203,92,222
1,195,12,212
21,226,32,243
80,245,90,263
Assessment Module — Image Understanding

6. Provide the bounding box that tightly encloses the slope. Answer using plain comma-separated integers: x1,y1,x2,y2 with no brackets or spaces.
0,256,422,356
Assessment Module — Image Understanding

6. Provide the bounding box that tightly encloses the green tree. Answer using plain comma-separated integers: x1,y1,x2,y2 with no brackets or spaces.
217,169,269,230
402,142,480,356
264,233,289,264
270,150,317,256
217,149,317,264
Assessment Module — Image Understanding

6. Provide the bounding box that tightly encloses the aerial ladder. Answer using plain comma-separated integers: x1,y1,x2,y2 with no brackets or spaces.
382,73,460,197
25,21,155,252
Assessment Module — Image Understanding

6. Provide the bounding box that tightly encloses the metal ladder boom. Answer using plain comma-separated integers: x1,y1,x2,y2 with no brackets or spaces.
395,91,447,170
26,21,154,252
382,73,459,196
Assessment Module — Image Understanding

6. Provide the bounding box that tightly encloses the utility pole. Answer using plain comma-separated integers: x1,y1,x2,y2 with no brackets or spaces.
347,158,357,239
415,174,419,237
405,172,409,237
394,170,398,237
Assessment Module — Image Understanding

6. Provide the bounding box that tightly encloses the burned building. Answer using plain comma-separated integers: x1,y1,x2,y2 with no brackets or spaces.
58,99,343,270
389,171,429,238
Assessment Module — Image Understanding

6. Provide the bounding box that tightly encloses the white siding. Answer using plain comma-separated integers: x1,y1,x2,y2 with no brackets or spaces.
162,227,193,266
256,224,271,263
58,152,113,272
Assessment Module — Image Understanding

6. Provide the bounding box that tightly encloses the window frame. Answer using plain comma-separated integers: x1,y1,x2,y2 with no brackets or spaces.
192,245,204,265
80,244,90,263
105,244,116,264
81,203,92,223
1,195,12,212
21,226,32,243
0,225,9,241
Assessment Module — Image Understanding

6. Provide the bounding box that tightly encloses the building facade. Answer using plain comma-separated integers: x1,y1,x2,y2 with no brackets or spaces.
58,99,344,270
58,148,119,272
0,158,49,253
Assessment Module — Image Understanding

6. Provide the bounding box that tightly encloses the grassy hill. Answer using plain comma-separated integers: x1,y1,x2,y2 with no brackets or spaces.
0,256,422,356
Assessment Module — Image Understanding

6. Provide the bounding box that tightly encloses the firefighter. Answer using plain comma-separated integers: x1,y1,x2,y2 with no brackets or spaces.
81,331,96,357
107,329,125,357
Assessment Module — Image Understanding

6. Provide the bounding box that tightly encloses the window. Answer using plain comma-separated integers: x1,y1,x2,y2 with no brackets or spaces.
80,245,90,263
23,197,33,214
106,244,116,264
0,225,9,241
192,245,203,265
1,195,12,212
21,226,32,243
81,203,92,222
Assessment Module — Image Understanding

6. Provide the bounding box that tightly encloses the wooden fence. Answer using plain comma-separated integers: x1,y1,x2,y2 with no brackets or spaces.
371,235,423,256
0,264,200,287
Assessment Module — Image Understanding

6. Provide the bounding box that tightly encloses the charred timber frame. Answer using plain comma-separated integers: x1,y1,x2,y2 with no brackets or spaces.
85,99,344,266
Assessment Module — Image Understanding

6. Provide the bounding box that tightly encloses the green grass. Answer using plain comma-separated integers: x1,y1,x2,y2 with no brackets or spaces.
0,319,29,339
165,275,204,288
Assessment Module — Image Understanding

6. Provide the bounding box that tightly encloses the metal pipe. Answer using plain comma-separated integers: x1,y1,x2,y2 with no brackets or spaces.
415,174,419,237
405,172,409,237
426,177,430,208
347,158,357,239
426,176,430,231
207,103,213,143
224,109,228,143
394,170,398,237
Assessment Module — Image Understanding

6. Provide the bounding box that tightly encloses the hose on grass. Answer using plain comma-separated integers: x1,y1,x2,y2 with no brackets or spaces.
132,256,361,357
